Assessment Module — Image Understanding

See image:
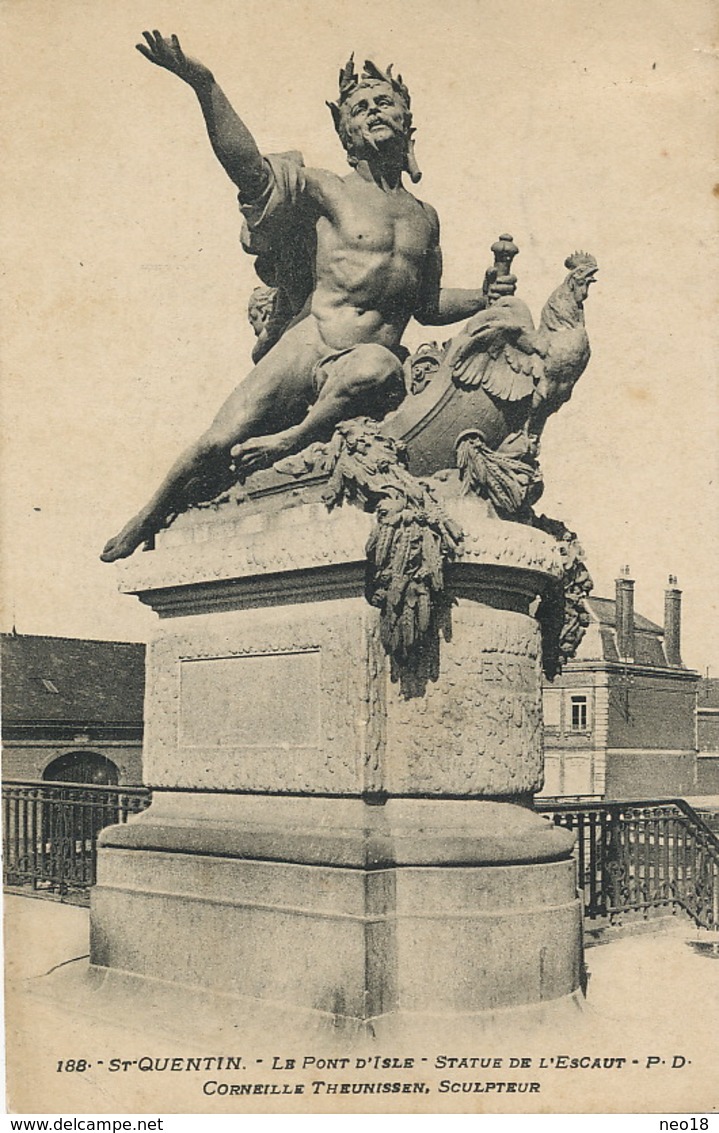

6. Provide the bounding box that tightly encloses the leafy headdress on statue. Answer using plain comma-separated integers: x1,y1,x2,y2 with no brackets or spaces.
327,55,422,183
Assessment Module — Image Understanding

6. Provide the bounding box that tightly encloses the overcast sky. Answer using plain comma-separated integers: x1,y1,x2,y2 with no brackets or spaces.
1,0,717,672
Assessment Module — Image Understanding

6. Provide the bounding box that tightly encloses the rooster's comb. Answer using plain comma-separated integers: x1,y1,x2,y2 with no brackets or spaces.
564,251,598,278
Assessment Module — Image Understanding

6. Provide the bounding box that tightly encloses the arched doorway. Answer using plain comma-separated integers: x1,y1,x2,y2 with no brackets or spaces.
43,751,119,785
40,753,121,890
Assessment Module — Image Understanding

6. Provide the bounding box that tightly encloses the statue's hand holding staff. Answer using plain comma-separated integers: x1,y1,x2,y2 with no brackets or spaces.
136,31,212,88
484,270,517,304
483,235,519,306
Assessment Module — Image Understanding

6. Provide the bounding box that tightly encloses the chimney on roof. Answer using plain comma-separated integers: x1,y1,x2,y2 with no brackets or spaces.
615,565,635,661
664,574,683,667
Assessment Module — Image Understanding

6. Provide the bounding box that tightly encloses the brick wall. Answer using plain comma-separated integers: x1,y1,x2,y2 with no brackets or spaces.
2,743,144,785
606,673,696,750
605,752,696,798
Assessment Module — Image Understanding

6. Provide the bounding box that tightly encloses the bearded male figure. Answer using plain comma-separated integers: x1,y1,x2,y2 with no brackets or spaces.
101,33,514,562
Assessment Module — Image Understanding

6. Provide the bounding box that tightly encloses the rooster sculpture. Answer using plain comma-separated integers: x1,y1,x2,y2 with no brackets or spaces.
444,250,598,440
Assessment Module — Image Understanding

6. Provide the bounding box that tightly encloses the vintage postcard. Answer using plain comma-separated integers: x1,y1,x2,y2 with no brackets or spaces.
1,0,717,1118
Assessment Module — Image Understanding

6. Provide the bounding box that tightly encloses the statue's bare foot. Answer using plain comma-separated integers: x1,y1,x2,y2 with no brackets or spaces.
231,431,296,476
100,511,156,562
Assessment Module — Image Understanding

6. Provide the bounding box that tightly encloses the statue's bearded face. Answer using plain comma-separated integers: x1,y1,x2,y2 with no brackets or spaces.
339,81,410,160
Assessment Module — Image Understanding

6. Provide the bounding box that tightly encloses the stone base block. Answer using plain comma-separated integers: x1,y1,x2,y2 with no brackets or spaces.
92,797,582,1027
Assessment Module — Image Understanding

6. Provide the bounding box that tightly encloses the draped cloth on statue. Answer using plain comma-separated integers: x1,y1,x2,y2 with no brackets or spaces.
239,151,316,325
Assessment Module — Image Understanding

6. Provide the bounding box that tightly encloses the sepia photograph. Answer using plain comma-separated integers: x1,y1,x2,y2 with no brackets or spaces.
1,0,717,1118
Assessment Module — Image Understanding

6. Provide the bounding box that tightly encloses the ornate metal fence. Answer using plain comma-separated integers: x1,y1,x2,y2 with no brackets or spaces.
536,798,719,930
4,783,718,927
2,779,151,902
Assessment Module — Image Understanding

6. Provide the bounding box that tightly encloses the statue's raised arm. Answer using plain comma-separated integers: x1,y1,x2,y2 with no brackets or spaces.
136,30,267,201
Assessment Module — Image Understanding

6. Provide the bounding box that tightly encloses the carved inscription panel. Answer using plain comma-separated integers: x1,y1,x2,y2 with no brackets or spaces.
179,652,320,749
144,599,377,794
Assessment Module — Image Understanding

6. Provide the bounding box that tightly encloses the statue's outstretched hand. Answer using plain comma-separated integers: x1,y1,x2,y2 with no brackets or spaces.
136,31,212,87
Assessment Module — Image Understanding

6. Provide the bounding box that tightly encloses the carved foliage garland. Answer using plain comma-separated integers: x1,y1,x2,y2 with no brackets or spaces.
275,418,591,681
531,513,594,680
455,429,544,517
321,419,463,683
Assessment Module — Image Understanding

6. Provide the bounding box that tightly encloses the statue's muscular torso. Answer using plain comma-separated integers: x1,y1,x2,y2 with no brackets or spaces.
303,167,439,353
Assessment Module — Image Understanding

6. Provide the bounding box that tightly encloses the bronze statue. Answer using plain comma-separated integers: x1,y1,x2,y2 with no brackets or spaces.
101,35,514,562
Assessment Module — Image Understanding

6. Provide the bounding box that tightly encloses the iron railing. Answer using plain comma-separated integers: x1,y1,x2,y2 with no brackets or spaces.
4,783,718,929
2,779,151,902
536,797,719,930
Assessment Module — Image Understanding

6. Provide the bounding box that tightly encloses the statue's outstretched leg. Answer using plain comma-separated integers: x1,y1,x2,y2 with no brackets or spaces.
101,334,405,562
231,343,405,475
99,434,236,563
100,324,324,562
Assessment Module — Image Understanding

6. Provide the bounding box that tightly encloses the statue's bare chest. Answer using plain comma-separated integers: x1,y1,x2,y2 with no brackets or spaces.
319,183,433,259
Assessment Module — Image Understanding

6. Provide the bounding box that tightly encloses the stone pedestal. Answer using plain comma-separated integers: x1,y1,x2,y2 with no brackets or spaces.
94,488,583,1029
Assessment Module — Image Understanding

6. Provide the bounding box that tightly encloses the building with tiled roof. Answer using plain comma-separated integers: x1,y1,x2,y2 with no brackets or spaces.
1,633,145,785
540,572,702,800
